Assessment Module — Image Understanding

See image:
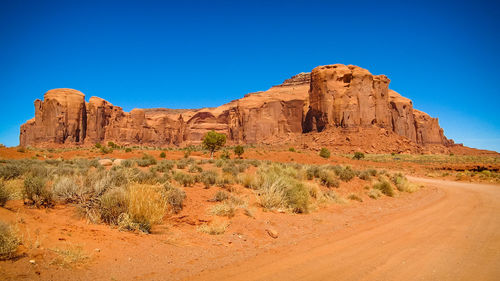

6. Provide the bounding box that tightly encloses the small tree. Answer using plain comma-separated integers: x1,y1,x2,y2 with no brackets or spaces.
202,130,226,159
234,145,244,159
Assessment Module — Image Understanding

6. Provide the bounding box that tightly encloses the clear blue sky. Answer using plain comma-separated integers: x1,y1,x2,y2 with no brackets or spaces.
0,0,499,151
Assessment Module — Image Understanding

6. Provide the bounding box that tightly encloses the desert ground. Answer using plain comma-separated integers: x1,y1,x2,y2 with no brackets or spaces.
0,145,499,280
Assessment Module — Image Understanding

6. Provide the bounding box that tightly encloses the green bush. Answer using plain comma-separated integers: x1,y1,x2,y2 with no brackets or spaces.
319,148,330,159
159,152,166,158
289,147,296,152
125,148,132,153
95,143,102,149
188,164,203,173
234,145,244,158
353,152,365,160
220,150,231,160
23,175,53,207
100,146,113,154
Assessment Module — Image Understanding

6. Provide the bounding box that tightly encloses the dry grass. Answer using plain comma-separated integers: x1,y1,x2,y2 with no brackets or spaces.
197,220,229,235
368,188,382,199
127,184,166,233
50,244,89,267
0,221,20,260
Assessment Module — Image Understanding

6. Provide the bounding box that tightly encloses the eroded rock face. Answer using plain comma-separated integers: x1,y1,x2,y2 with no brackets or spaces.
19,64,452,148
304,64,450,146
20,89,87,145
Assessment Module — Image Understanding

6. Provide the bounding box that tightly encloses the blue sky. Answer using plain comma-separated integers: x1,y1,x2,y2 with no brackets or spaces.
0,0,499,151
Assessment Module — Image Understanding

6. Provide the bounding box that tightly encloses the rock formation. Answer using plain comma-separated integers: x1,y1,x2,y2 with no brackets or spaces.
19,64,453,150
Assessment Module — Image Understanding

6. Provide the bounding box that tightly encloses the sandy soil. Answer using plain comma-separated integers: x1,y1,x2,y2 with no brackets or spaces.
2,177,498,280
188,177,500,281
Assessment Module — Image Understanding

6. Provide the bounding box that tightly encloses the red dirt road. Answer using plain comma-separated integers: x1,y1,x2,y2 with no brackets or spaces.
188,177,500,281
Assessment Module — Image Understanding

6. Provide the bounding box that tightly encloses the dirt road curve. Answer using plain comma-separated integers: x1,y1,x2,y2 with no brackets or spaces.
188,178,500,281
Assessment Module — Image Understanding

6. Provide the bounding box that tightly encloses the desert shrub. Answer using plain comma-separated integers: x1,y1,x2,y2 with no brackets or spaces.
391,173,419,193
319,148,330,159
234,145,244,158
321,190,346,204
136,154,157,167
163,184,185,214
100,187,129,224
210,202,236,217
95,143,102,149
246,159,261,167
154,160,174,172
353,152,365,160
100,146,113,154
173,172,195,187
237,173,257,189
200,170,218,188
176,160,188,169
285,183,310,213
0,221,19,260
127,184,166,233
215,173,234,188
107,141,119,148
306,165,320,180
214,159,225,168
0,182,9,207
336,166,356,182
289,147,296,152
0,163,24,180
197,221,228,235
220,150,231,160
188,164,203,173
368,188,382,199
373,179,395,197
358,171,372,181
222,163,239,176
159,152,166,158
318,170,339,188
23,175,53,207
53,177,80,203
17,147,25,153
304,182,322,199
125,147,132,153
212,190,229,202
133,170,158,184
347,193,363,202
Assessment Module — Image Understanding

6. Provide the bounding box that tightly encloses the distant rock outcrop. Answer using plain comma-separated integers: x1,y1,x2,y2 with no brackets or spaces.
19,64,453,150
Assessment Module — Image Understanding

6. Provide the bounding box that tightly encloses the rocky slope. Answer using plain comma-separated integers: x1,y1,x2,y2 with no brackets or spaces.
20,64,454,151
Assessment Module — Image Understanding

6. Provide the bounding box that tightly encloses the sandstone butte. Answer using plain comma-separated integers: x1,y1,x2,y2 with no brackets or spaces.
20,64,461,154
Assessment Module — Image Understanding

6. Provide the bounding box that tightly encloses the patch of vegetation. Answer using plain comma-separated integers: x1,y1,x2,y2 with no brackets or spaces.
288,147,296,152
353,152,365,160
160,152,166,158
234,145,244,158
372,179,395,197
173,171,195,187
50,245,89,268
368,188,382,199
319,147,330,159
347,193,363,202
163,183,185,214
136,153,157,167
197,220,229,235
202,130,227,158
23,175,54,207
100,187,129,225
126,184,166,233
0,221,20,260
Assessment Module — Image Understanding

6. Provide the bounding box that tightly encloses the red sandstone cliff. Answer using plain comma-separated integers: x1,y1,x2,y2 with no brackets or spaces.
19,64,453,150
